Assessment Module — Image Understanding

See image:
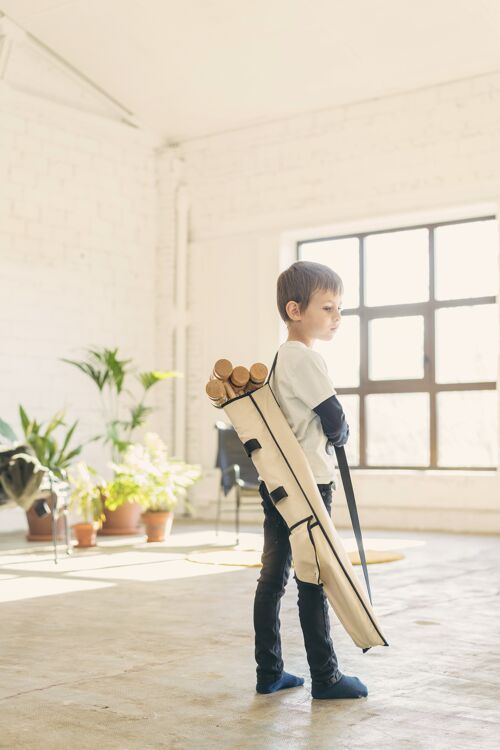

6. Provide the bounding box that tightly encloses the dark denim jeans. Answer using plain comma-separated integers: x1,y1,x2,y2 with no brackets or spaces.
253,480,342,687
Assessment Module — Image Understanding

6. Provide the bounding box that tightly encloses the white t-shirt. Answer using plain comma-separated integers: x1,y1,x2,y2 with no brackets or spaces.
268,340,339,485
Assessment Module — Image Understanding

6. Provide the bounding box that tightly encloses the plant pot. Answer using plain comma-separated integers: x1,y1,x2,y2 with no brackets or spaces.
97,501,143,536
72,522,99,548
25,492,65,542
141,511,174,543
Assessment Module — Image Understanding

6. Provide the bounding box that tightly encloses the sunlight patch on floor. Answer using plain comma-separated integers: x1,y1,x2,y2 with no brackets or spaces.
0,576,114,603
3,550,184,574
65,557,246,581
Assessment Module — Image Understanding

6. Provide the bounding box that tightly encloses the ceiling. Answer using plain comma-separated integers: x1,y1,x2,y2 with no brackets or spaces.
1,0,500,143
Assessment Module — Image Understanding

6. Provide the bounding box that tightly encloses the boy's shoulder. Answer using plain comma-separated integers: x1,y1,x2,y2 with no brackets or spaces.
278,341,327,368
276,342,336,407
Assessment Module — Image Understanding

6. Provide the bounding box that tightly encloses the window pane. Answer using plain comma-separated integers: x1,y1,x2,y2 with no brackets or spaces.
435,220,499,300
369,316,424,380
366,393,430,466
316,315,360,387
300,237,359,309
365,228,429,306
337,395,359,467
435,304,498,383
437,390,497,467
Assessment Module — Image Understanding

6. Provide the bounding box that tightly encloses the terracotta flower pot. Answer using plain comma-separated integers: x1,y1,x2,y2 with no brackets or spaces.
72,522,99,548
141,511,174,543
97,501,143,536
25,492,65,542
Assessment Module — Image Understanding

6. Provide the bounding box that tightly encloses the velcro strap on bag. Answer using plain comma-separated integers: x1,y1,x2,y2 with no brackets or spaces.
270,486,288,504
243,439,262,458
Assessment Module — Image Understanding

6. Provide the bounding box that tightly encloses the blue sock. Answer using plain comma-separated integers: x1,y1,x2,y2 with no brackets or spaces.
312,674,368,700
256,671,305,694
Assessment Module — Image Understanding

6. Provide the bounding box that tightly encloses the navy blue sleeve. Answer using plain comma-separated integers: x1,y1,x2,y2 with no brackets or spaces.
313,395,350,447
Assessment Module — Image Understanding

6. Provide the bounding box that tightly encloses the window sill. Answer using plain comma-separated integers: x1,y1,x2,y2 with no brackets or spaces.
349,468,498,478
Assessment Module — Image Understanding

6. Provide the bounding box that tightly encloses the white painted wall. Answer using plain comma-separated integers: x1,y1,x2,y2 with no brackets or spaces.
0,83,166,531
1,51,499,534
174,72,500,532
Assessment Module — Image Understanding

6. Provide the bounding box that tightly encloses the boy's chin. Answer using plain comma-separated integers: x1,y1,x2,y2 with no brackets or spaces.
317,332,334,342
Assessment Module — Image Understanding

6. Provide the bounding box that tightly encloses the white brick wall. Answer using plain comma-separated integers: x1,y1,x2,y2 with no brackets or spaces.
0,84,167,531
2,65,500,533
181,74,500,242
171,71,500,530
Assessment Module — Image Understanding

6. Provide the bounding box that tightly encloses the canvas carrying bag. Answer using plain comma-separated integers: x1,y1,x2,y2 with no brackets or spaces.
221,350,388,652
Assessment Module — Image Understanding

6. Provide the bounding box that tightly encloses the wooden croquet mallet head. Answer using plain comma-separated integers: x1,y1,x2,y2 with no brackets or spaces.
249,362,268,385
212,359,233,381
205,379,226,406
230,366,250,389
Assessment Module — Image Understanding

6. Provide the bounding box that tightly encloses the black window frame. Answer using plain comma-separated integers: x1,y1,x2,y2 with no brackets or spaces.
297,215,498,471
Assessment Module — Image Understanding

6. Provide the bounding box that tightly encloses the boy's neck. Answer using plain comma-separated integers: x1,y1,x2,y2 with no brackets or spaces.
286,332,314,348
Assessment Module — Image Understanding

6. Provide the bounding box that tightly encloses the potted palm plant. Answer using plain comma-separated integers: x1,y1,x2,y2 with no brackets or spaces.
67,462,107,548
107,432,201,542
61,347,181,535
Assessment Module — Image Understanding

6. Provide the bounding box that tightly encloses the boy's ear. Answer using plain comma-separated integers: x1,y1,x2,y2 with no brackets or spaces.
286,300,301,321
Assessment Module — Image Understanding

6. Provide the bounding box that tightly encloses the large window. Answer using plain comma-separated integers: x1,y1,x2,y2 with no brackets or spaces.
298,216,499,470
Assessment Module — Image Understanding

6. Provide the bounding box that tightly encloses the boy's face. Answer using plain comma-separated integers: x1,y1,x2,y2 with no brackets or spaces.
286,288,343,345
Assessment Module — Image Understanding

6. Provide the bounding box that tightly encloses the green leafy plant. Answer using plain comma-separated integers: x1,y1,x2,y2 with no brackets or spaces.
106,432,201,513
0,417,17,444
0,407,98,480
67,462,107,525
61,347,182,462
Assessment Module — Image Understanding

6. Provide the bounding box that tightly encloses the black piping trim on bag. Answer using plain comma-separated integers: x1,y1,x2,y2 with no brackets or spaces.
243,438,262,458
248,389,388,649
220,389,251,407
289,515,313,533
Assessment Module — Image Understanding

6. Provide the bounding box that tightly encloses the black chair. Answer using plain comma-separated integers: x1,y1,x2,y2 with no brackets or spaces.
214,420,260,545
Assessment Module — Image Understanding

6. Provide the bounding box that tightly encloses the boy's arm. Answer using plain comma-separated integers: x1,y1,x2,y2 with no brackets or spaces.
290,350,350,447
313,395,350,447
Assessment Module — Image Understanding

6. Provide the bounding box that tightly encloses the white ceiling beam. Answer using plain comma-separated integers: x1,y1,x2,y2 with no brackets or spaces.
0,11,142,129
0,15,26,79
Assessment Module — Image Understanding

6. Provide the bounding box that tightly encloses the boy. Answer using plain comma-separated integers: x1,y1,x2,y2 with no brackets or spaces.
253,260,368,700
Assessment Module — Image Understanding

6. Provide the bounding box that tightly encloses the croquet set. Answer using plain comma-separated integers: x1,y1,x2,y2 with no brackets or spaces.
206,352,388,651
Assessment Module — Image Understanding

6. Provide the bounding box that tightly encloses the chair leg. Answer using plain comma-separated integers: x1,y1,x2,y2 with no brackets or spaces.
215,482,222,537
51,502,58,565
235,486,241,546
63,507,72,556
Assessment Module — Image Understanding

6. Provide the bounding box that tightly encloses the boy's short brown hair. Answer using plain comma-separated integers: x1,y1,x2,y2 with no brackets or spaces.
277,260,344,324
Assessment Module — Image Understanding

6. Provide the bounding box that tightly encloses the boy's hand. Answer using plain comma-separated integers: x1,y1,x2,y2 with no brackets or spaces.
326,422,350,454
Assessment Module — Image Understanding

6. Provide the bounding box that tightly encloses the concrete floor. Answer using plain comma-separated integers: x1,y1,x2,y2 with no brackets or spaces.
0,520,499,750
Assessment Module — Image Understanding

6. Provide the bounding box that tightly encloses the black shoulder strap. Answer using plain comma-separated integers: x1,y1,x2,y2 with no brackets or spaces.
334,445,372,604
265,350,279,385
